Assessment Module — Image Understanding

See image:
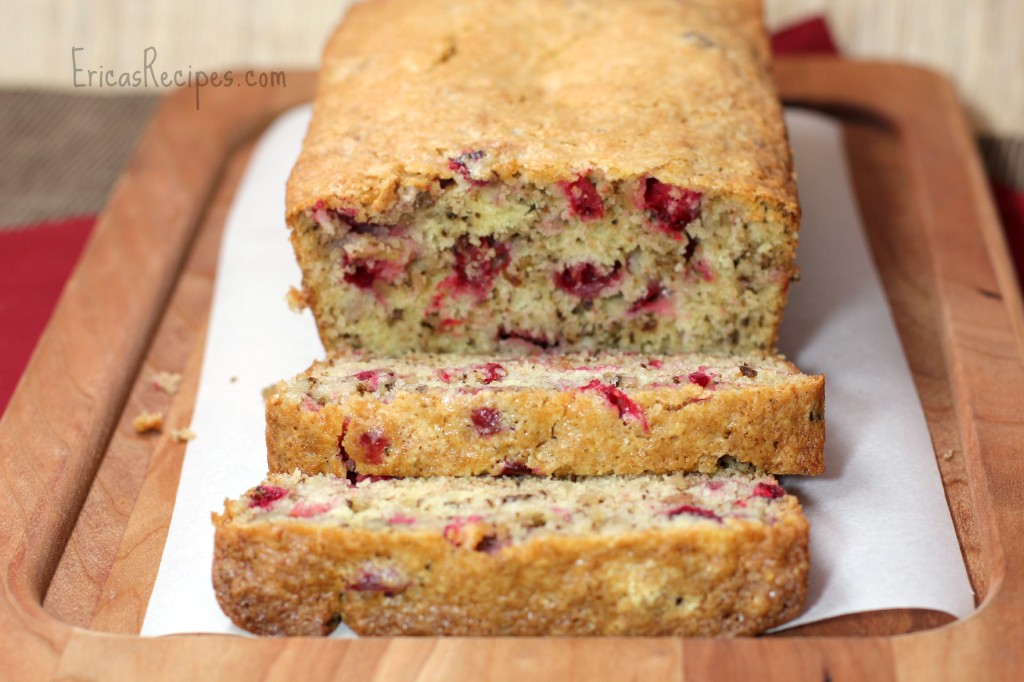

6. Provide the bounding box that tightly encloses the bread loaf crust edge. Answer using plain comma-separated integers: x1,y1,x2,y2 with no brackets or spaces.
212,503,809,637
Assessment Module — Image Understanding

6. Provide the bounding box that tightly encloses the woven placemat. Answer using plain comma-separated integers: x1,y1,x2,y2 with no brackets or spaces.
0,89,157,229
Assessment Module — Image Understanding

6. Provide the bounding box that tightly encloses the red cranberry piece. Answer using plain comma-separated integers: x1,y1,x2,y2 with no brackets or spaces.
688,370,713,388
448,235,511,300
580,379,649,432
498,460,534,475
471,407,504,435
352,370,381,391
641,178,702,235
474,362,507,384
752,482,786,499
647,359,664,369
554,261,622,299
560,175,605,221
666,504,722,522
447,150,488,186
311,200,333,225
349,566,409,593
387,513,416,525
341,254,404,289
303,395,321,412
289,502,332,518
342,259,380,288
315,203,388,234
437,368,457,384
313,203,370,230
249,485,288,509
359,430,390,465
628,281,671,315
692,258,715,282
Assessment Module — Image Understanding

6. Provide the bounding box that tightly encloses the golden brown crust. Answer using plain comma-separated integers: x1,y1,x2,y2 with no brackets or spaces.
266,375,825,478
213,500,809,637
285,0,798,224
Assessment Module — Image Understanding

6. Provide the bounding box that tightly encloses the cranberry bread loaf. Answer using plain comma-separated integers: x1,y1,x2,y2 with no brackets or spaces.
286,0,800,355
213,462,809,636
266,351,825,478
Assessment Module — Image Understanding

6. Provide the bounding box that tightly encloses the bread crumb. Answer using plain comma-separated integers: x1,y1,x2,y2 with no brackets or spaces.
286,286,310,312
262,383,278,401
170,427,197,443
133,412,164,434
152,371,182,395
942,449,955,461
230,376,238,383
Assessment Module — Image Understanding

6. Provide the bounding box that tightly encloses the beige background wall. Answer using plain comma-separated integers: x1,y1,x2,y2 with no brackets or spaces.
3,0,1022,136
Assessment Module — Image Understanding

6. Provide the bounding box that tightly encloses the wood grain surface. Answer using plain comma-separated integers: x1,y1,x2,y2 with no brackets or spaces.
1,59,1022,680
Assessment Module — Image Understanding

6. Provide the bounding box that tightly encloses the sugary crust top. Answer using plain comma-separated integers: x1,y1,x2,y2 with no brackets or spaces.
286,0,798,221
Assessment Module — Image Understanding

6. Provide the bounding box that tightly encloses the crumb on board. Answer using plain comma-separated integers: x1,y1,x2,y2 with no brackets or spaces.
152,370,183,395
230,376,238,383
133,412,164,434
170,427,196,443
942,449,955,461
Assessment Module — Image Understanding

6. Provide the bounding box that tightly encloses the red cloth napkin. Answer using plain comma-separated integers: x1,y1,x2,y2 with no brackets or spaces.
771,19,1024,298
771,16,839,55
994,183,1024,282
0,216,95,412
0,17,1020,417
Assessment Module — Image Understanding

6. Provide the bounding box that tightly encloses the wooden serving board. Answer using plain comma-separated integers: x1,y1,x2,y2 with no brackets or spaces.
2,58,1022,680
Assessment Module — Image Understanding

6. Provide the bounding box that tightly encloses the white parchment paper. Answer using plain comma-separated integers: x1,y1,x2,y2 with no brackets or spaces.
141,107,975,636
